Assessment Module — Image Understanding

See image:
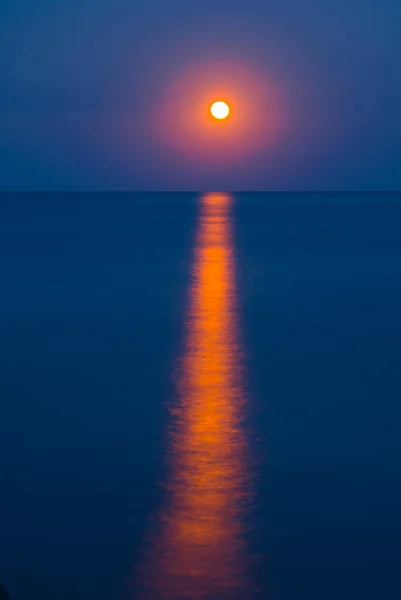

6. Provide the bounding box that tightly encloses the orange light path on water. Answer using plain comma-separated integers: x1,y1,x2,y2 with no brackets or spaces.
143,193,251,599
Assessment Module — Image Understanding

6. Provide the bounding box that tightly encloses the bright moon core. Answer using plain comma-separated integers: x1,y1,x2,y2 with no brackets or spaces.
210,101,230,120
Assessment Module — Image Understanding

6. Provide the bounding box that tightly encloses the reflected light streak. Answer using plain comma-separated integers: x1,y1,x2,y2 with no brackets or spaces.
143,193,251,599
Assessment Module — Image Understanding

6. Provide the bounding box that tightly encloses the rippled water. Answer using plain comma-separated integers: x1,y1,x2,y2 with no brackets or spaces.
141,194,252,599
1,192,401,600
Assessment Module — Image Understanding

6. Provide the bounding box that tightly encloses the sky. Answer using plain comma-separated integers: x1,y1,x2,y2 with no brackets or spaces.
1,0,401,191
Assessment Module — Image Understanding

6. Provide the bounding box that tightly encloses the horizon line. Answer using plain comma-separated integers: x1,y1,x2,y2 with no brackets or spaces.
1,189,401,194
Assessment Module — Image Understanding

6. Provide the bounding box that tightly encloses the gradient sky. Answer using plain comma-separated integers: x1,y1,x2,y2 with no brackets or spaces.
1,0,400,190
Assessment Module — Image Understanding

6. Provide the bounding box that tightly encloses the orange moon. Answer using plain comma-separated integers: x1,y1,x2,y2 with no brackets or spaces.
210,101,230,120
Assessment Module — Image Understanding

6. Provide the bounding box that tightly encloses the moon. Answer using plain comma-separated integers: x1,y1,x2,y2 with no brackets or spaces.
210,101,230,120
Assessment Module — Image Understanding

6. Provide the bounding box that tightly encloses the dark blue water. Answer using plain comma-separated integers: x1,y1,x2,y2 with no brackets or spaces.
1,192,400,600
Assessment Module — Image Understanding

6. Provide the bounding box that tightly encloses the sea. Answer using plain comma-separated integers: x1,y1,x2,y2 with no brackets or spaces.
1,192,400,600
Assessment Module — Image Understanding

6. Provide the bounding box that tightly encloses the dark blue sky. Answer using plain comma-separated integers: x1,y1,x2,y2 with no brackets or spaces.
1,0,400,190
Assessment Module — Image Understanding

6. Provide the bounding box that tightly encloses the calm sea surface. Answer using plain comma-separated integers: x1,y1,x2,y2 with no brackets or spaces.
1,192,401,600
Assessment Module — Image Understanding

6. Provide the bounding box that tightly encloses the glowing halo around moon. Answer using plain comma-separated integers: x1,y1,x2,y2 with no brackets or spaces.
210,101,230,120
152,60,286,166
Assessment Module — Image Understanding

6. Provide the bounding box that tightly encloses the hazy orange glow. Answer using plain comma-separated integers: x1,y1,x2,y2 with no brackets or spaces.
143,193,251,599
210,101,230,120
153,60,285,165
